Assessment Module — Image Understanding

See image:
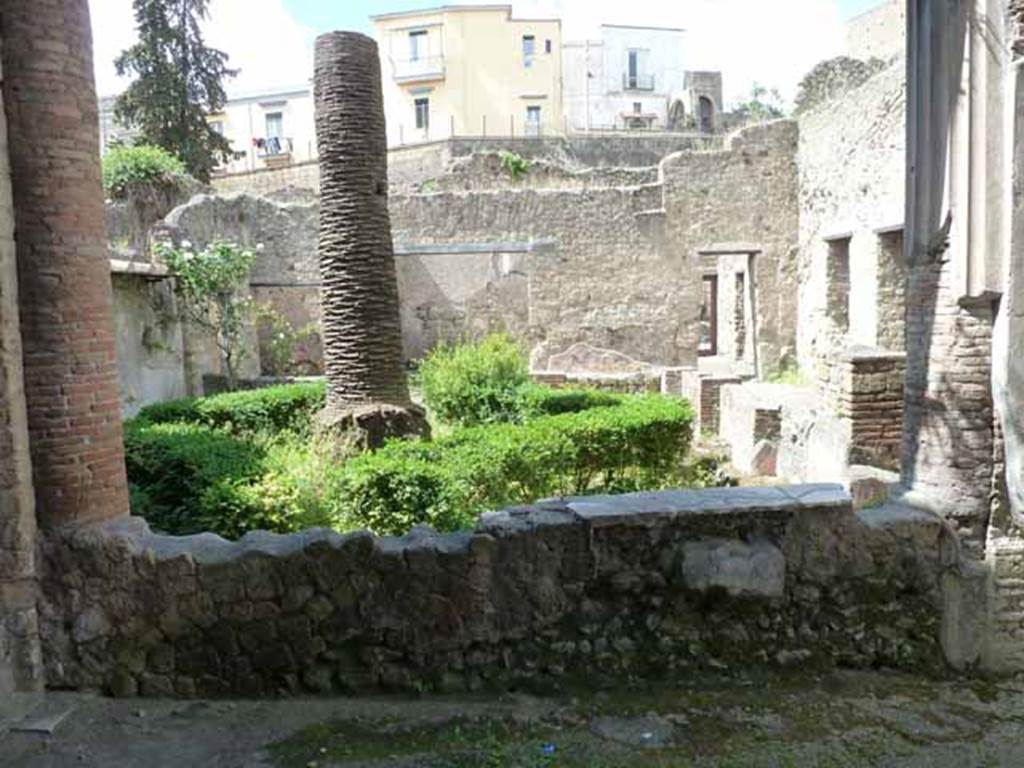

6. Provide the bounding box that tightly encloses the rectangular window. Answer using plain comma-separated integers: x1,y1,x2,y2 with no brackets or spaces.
523,35,535,67
414,97,429,131
826,237,851,334
628,50,638,81
633,102,642,114
526,105,541,136
699,275,718,356
264,112,283,139
545,39,552,54
210,120,224,135
409,29,427,61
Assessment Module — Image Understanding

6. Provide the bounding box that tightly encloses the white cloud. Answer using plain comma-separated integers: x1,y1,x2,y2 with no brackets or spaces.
89,0,315,98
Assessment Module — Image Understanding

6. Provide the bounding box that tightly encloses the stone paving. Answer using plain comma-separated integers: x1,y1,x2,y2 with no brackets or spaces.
3,669,1024,767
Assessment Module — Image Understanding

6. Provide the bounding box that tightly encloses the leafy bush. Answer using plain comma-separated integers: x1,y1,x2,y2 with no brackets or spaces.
155,239,257,391
102,144,188,198
334,394,694,535
418,334,530,428
135,380,326,436
124,420,265,536
498,150,530,179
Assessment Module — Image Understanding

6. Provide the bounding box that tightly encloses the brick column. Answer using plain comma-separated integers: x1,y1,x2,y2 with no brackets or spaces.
0,40,42,694
1,0,130,527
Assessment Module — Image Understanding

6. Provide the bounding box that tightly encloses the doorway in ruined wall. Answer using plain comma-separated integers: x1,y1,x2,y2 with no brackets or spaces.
697,248,759,375
699,96,715,133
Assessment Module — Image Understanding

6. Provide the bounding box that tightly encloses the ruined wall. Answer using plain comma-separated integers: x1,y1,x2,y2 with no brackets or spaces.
797,60,906,370
390,183,689,367
38,485,964,697
212,134,724,197
662,121,800,375
845,0,906,62
111,272,187,416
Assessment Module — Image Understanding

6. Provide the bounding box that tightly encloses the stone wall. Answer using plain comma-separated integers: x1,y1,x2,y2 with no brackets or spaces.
111,271,187,416
845,0,906,62
663,122,800,374
796,60,906,369
38,485,967,697
212,161,320,197
211,134,724,197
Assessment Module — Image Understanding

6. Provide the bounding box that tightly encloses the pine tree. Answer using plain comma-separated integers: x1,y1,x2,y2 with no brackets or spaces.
114,0,237,182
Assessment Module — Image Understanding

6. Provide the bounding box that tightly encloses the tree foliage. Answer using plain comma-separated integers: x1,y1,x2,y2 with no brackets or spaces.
155,239,257,390
101,144,188,198
114,0,237,182
731,83,787,125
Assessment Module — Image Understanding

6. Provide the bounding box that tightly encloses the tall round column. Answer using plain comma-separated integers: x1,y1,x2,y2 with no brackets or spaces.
1,0,130,527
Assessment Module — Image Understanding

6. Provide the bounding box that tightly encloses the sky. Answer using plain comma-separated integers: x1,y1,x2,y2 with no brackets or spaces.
89,0,889,106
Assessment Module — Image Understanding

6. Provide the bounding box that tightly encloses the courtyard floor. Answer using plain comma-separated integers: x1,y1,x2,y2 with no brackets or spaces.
3,669,1024,767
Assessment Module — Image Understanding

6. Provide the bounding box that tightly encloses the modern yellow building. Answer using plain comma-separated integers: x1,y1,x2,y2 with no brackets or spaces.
371,5,562,146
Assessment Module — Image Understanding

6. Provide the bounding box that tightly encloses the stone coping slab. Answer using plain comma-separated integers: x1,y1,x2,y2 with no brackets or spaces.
76,485,851,566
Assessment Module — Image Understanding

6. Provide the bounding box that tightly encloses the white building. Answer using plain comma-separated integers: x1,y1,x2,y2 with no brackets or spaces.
207,85,316,174
563,24,721,133
98,85,317,175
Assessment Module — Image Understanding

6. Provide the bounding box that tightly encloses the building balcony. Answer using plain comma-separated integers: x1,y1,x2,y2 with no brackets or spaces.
622,73,655,91
391,55,446,83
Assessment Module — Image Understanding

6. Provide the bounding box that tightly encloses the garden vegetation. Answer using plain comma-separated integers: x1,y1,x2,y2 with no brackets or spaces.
125,336,697,538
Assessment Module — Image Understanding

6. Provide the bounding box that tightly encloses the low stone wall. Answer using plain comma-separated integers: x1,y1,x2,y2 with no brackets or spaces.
38,484,967,698
719,383,813,475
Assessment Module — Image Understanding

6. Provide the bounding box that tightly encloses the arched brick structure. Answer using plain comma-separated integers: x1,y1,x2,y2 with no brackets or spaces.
1,0,129,527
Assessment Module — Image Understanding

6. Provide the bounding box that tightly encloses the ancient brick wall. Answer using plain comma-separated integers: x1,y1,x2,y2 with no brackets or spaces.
1,0,129,528
824,349,906,471
903,256,996,557
38,485,960,697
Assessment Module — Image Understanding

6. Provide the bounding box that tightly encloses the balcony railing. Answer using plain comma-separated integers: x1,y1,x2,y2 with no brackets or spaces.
392,55,446,83
622,73,655,91
257,136,292,157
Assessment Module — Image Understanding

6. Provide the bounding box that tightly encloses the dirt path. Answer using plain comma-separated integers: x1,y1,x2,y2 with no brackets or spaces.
3,670,1023,767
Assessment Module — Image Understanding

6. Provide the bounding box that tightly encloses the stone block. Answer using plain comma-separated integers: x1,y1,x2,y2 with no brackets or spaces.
681,539,786,598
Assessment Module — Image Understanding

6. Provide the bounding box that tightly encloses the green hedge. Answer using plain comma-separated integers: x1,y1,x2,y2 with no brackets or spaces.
135,380,326,435
334,394,694,535
124,420,265,536
520,385,624,416
418,334,530,427
125,381,694,540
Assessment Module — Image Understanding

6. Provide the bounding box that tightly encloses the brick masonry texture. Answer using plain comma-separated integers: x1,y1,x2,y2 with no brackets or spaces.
0,39,42,695
38,485,961,697
1,0,129,528
903,255,996,558
824,349,906,471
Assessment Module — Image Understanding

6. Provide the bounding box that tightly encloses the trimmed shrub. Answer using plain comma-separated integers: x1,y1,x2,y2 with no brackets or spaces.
102,144,188,198
418,334,530,427
135,380,326,436
124,420,265,536
334,394,694,535
521,385,624,416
